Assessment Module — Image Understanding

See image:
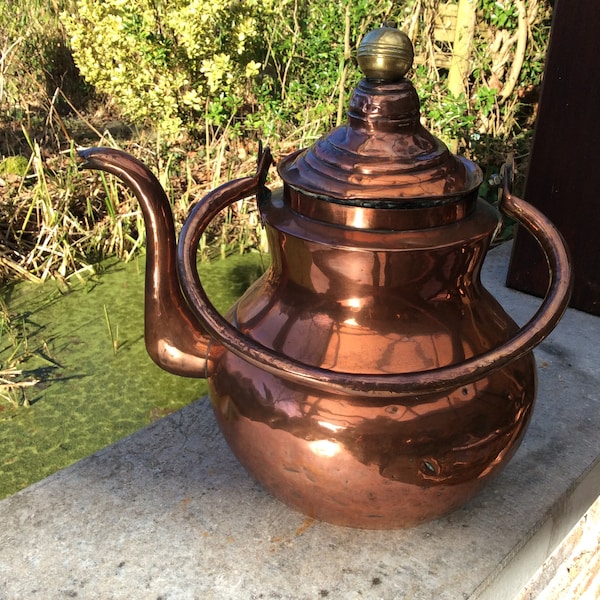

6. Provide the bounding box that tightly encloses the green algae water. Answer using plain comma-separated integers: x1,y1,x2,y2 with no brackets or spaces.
0,252,267,499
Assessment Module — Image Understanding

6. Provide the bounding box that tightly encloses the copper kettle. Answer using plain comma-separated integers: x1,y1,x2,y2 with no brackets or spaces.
79,25,572,528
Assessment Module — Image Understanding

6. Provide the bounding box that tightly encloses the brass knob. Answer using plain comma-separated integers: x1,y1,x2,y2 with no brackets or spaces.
357,24,414,81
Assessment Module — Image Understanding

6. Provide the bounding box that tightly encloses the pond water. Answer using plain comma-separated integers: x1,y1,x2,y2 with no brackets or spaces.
0,252,267,499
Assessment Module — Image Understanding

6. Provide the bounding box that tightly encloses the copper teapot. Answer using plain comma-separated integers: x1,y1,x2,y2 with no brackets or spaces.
79,26,572,528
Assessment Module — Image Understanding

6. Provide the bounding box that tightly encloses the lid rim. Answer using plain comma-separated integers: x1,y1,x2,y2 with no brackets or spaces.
284,181,482,209
278,152,483,206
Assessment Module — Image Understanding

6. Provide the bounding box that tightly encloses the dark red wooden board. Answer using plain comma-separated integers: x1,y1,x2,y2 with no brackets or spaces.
506,0,600,315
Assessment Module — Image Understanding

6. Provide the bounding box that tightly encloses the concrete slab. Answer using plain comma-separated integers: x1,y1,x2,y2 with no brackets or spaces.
0,242,599,600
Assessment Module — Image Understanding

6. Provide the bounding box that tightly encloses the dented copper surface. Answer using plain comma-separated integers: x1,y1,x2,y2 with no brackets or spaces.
78,25,572,528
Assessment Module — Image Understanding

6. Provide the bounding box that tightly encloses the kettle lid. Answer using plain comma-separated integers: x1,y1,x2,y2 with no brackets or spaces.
277,24,482,217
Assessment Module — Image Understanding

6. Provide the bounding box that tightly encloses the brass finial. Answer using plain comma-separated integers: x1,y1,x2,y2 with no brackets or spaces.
357,24,414,81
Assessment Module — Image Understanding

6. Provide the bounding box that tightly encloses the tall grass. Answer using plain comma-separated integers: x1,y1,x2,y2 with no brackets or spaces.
0,297,38,407
0,117,272,283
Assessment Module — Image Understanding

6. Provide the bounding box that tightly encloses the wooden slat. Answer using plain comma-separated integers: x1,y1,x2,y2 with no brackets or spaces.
434,3,458,42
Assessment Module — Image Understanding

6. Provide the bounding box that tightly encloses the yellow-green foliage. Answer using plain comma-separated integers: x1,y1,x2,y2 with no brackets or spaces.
62,0,270,134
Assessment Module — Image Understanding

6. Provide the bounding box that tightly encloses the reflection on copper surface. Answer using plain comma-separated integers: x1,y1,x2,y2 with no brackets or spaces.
309,439,342,458
210,352,535,527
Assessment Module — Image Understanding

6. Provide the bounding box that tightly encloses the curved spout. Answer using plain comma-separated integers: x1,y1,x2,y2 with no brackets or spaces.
78,147,211,378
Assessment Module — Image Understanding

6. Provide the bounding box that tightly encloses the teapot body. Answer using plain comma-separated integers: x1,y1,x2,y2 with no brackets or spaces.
207,188,536,528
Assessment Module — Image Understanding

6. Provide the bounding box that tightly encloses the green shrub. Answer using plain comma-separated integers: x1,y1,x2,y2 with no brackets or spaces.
0,0,85,115
61,0,412,140
62,0,271,135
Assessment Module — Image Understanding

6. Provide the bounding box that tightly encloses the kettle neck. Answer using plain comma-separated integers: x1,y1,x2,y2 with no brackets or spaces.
284,179,478,230
262,189,499,296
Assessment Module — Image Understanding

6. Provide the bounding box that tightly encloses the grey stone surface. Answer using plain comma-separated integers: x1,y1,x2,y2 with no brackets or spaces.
0,242,599,600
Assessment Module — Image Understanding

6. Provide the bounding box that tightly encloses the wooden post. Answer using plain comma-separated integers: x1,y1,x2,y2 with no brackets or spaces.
506,0,600,315
447,0,477,99
446,0,477,151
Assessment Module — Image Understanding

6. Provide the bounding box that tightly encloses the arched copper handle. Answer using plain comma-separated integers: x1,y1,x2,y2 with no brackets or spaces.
178,153,572,398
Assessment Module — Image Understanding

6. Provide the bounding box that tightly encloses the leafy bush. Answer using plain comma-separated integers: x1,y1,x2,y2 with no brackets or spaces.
60,0,551,165
61,0,412,139
0,0,85,115
62,0,270,135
